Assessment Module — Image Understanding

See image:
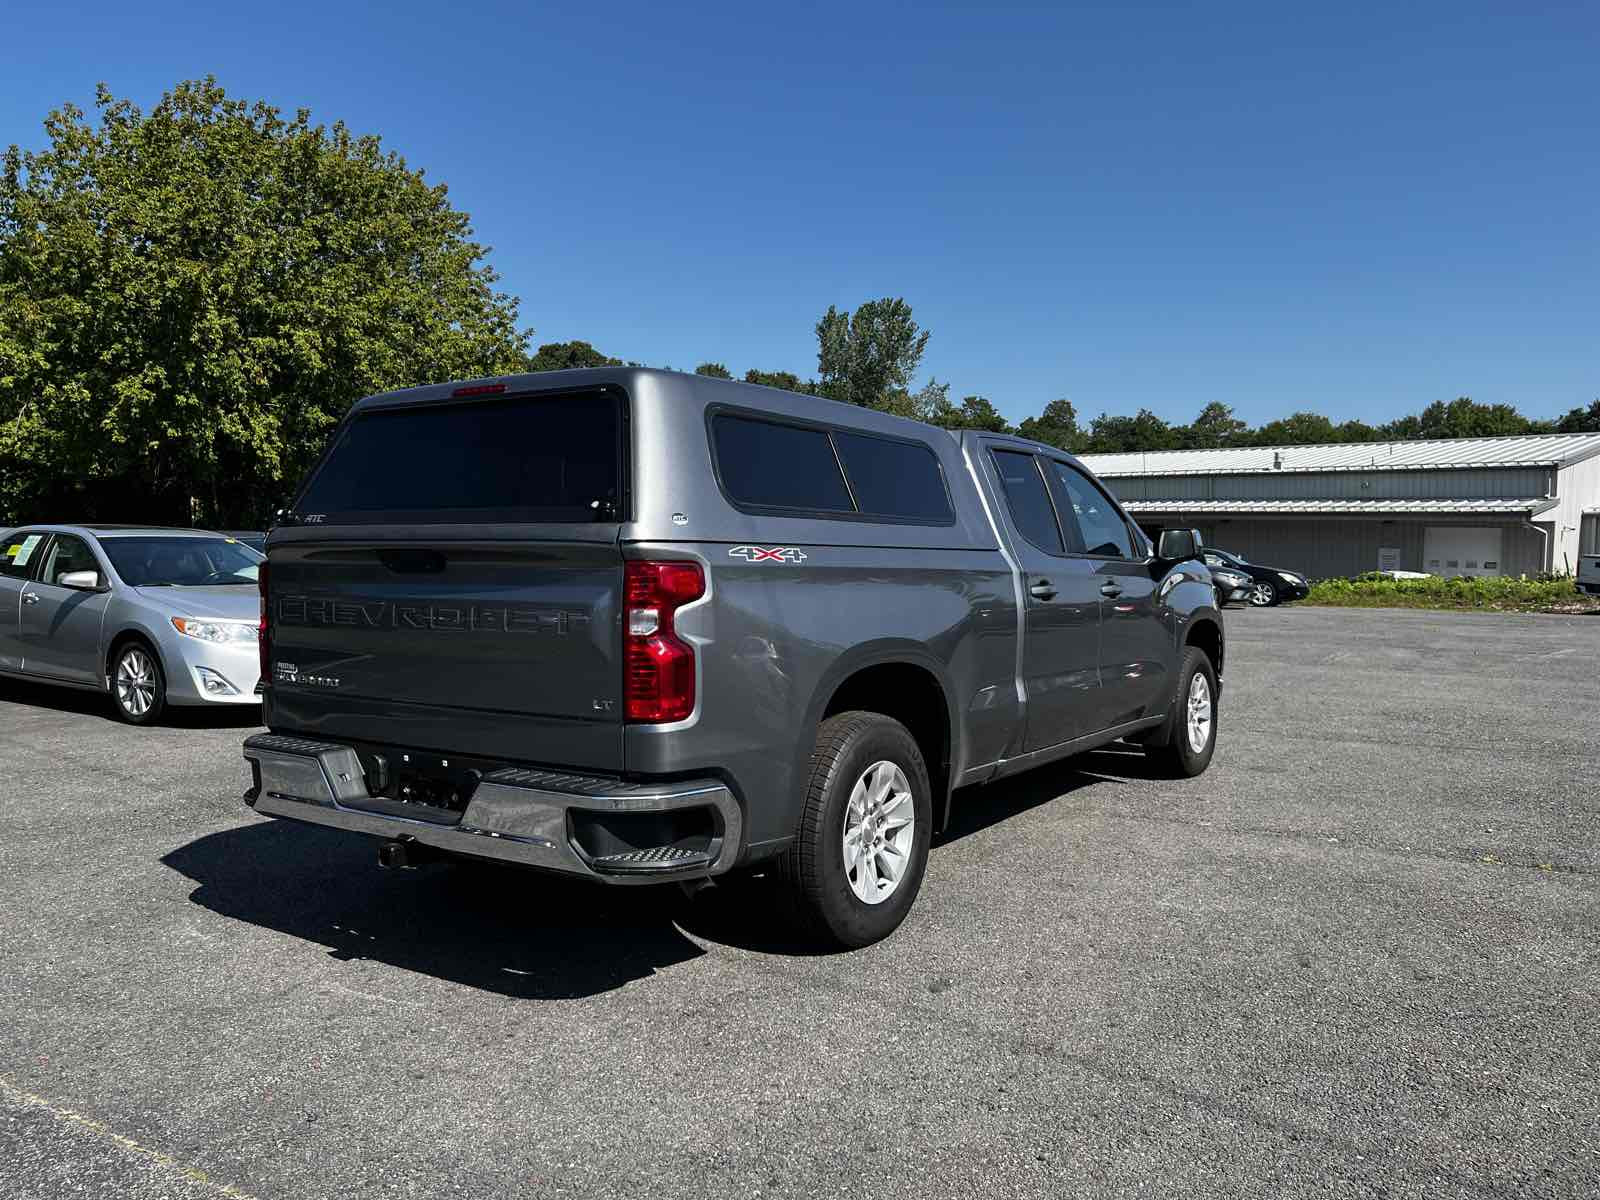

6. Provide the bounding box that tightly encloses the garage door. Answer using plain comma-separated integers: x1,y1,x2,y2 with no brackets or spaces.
1424,527,1503,578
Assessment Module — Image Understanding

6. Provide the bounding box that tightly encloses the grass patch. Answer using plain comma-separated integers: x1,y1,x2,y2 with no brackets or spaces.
1304,574,1600,613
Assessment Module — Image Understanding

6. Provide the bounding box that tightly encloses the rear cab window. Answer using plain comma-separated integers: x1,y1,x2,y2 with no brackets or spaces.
711,412,954,524
295,389,623,524
989,450,1064,554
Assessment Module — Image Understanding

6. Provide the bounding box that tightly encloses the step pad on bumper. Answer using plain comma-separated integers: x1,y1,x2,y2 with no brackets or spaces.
593,845,715,872
242,734,741,883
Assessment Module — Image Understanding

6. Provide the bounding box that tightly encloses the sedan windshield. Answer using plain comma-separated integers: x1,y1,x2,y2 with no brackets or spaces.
101,537,263,586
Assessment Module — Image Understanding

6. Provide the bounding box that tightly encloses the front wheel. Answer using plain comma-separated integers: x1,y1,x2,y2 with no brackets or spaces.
1143,647,1218,777
778,711,932,949
1247,578,1278,607
111,641,167,725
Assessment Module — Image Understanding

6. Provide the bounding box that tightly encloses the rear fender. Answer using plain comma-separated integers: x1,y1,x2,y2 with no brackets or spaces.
795,641,963,833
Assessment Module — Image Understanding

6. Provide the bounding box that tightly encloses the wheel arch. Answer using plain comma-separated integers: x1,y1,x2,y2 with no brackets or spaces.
799,642,960,832
105,625,166,690
1184,615,1224,681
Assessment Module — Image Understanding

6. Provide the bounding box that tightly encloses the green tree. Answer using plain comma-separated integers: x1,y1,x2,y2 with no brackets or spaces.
1409,397,1535,440
1333,419,1378,442
815,297,930,411
528,340,620,371
743,368,809,393
1182,401,1248,449
1377,413,1423,440
889,378,951,424
1251,412,1340,445
1016,398,1082,451
1554,399,1600,433
1084,409,1178,452
694,362,733,379
931,394,1012,433
0,79,527,526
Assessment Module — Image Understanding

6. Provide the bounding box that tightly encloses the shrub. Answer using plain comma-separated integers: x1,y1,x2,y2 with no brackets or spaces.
1304,574,1590,611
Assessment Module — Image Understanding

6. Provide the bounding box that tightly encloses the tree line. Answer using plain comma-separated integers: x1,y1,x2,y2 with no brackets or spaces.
3,80,1595,529
531,296,1600,454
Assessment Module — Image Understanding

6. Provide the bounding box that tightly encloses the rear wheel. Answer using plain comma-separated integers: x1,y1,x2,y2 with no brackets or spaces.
111,641,166,725
1143,647,1218,777
1247,578,1277,607
778,711,932,949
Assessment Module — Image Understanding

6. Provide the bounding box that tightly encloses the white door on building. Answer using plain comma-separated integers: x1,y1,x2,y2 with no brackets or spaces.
1424,527,1504,578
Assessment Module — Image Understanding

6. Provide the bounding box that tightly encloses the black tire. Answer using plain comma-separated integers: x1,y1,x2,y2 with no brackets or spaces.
1248,578,1278,607
777,711,933,949
1143,646,1218,778
110,639,167,725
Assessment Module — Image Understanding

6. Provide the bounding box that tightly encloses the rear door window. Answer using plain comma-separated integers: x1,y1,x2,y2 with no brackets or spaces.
1,532,46,579
990,450,1063,553
712,415,854,513
295,390,622,524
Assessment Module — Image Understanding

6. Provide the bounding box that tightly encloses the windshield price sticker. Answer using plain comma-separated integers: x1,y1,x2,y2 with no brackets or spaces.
12,534,43,567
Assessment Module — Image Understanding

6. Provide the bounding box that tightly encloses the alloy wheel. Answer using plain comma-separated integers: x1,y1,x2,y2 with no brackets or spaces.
1249,581,1276,606
116,648,157,717
842,760,916,905
1186,671,1213,754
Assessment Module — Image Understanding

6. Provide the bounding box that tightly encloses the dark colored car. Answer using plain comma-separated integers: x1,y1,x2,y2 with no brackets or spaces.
1201,548,1309,607
243,368,1225,948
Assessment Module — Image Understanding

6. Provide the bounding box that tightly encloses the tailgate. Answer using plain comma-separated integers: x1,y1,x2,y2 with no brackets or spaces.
264,383,628,769
266,533,622,769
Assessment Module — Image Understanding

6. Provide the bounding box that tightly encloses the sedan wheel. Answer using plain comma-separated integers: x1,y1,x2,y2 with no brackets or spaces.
1248,579,1277,607
113,644,166,724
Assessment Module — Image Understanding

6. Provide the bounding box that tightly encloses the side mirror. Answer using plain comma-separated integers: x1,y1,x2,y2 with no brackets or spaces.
1157,529,1198,561
58,570,102,590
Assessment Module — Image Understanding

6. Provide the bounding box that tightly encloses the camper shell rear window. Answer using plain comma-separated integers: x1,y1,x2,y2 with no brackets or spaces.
293,389,624,525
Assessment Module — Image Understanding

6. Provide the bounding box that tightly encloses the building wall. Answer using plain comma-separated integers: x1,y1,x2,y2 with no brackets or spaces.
1150,517,1546,579
1110,466,1552,503
1544,454,1600,574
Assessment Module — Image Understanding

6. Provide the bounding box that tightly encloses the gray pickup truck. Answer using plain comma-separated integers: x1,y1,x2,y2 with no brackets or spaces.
244,369,1223,946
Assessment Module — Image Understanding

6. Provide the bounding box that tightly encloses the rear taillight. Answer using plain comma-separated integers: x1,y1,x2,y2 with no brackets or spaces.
258,561,270,683
624,560,704,723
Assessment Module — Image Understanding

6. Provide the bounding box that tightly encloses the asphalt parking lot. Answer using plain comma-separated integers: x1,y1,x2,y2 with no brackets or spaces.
2,606,1597,1199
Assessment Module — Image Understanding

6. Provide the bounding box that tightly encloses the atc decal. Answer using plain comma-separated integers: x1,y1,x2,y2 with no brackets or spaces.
728,546,808,564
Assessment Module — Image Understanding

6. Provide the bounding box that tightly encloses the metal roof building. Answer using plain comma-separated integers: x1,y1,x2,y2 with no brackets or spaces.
1080,432,1600,579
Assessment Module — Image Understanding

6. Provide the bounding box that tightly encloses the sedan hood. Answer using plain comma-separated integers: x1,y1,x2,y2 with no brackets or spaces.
133,585,260,620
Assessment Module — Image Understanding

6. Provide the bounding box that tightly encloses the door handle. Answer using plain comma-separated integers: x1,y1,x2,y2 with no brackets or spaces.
1028,579,1057,601
1099,582,1124,598
22,592,39,605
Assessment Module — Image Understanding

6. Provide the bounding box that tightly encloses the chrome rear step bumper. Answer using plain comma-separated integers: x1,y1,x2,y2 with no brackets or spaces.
242,733,742,883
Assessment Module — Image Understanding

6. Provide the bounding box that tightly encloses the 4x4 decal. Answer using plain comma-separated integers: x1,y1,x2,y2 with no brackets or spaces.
728,546,808,564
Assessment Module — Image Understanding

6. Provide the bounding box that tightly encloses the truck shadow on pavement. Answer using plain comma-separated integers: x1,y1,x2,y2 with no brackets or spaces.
162,748,1154,995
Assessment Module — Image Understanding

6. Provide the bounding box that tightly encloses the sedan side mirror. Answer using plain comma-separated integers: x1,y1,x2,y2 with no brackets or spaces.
58,570,102,590
1157,529,1198,561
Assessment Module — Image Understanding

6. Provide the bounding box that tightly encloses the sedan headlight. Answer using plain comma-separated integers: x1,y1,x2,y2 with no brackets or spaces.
1277,572,1303,585
171,617,259,644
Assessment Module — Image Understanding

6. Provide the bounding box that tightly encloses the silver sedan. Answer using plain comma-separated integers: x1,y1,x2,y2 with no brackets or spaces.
0,525,263,724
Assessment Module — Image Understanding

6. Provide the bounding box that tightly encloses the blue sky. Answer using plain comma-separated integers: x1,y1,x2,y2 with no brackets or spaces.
3,1,1596,427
